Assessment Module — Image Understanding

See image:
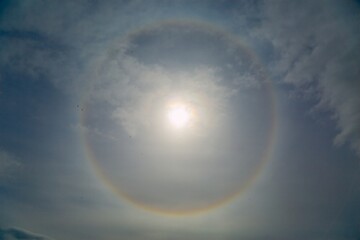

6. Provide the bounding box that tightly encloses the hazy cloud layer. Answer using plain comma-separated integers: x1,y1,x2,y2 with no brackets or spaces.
90,56,235,137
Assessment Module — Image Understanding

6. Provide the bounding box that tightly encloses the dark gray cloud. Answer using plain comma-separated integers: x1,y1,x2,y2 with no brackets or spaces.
0,227,53,240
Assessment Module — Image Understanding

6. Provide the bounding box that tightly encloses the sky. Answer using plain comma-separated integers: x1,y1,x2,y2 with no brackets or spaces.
0,0,360,239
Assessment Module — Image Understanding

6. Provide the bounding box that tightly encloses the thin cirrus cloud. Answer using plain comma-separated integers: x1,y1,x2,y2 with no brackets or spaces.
254,1,360,155
0,1,359,240
0,0,359,155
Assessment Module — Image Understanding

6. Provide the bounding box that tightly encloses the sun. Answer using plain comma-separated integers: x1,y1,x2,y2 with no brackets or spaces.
167,103,191,129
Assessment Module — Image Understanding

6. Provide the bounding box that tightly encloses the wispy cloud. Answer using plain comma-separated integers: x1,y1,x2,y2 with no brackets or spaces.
254,0,360,155
1,1,358,156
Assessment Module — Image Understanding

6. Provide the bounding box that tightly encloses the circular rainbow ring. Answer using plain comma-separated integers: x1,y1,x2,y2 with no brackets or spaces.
78,19,278,216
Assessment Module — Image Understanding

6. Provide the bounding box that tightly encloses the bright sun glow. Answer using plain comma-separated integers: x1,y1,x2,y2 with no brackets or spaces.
167,104,191,129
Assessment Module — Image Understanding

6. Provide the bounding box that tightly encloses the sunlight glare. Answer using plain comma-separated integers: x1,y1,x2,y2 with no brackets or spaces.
167,104,191,129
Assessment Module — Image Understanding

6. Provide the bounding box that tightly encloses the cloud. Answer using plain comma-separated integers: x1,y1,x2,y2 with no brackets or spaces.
255,0,360,155
82,20,266,138
2,0,358,157
0,227,53,240
0,1,359,239
96,57,233,137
